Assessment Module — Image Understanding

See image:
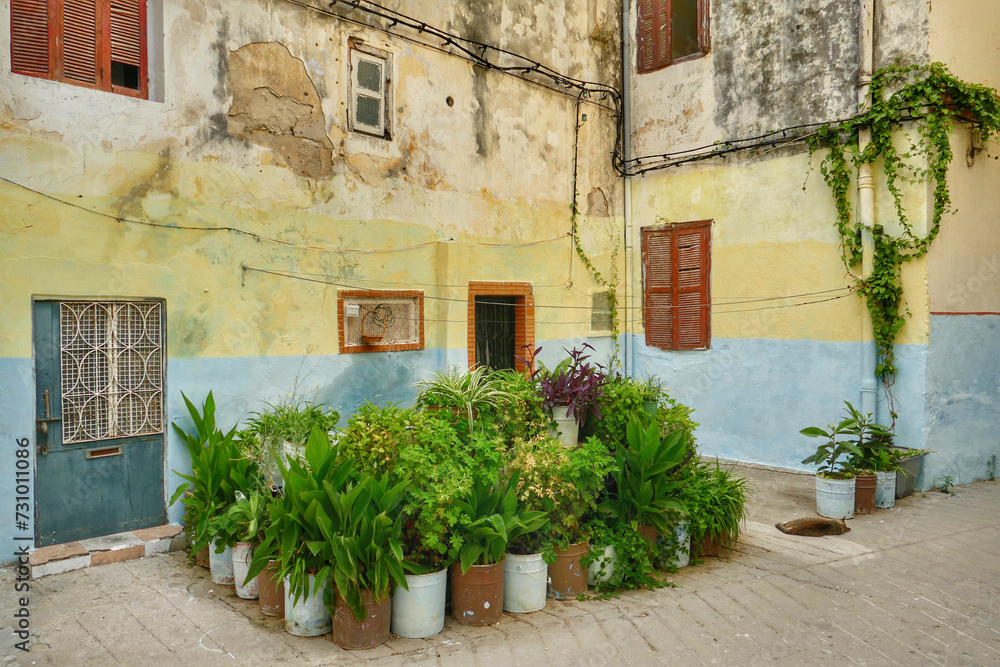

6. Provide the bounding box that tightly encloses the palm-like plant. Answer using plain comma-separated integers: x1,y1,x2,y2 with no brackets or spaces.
415,366,514,433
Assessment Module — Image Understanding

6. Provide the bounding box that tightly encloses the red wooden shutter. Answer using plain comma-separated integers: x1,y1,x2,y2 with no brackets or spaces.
674,224,710,349
62,0,99,84
643,228,674,348
10,0,52,75
109,0,141,68
637,0,669,73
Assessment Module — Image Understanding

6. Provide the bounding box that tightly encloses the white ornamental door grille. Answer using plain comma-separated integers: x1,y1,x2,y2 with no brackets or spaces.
59,301,164,444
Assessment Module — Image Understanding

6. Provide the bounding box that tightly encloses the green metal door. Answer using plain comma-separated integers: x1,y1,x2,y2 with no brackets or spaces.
33,300,166,547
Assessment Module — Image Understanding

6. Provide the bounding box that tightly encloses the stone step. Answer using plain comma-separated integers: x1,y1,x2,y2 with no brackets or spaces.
28,524,186,579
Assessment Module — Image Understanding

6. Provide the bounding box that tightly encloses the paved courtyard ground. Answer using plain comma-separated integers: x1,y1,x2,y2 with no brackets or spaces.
3,465,999,666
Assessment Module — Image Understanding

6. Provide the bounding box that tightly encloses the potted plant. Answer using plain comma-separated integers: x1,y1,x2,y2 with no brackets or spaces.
476,368,549,444
636,375,665,417
450,472,548,626
414,366,514,434
531,343,607,448
540,436,616,599
221,490,267,600
800,403,864,519
681,460,753,557
245,427,354,637
170,392,258,586
888,445,932,499
328,473,410,650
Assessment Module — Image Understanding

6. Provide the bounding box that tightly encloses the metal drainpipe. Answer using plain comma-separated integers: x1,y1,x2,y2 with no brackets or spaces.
858,0,878,418
622,0,634,377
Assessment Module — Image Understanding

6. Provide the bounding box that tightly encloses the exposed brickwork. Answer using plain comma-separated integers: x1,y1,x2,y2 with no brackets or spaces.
337,290,425,354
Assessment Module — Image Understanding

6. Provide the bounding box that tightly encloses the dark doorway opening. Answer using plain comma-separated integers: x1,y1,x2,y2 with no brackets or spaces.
474,296,516,370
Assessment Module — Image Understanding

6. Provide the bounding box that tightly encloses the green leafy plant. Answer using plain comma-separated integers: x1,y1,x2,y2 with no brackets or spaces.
808,62,1000,389
328,473,411,622
451,472,548,574
335,402,414,475
590,374,651,446
988,454,998,482
238,400,339,489
680,460,754,552
477,368,549,443
531,344,608,425
415,366,515,434
169,392,260,555
800,402,875,478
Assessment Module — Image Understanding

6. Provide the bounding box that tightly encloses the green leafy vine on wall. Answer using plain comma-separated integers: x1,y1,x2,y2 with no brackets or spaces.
808,61,1000,381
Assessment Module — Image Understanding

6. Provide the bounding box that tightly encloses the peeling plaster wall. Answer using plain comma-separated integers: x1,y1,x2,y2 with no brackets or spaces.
0,0,624,558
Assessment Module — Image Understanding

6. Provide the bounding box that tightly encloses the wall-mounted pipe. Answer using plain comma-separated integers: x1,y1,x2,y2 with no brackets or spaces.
622,0,634,376
858,0,878,418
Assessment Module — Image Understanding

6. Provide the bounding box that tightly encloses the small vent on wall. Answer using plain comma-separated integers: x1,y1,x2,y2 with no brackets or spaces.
591,291,613,332
344,296,419,347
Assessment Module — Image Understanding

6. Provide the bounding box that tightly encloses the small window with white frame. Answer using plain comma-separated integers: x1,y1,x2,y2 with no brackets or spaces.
349,42,391,139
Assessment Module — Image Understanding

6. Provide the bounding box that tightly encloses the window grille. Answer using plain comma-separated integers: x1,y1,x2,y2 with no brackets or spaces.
339,291,423,352
59,301,164,444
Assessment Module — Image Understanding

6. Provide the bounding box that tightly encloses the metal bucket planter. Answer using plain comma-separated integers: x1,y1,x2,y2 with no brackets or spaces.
854,474,877,514
548,405,579,449
503,553,547,613
875,471,896,508
391,568,447,638
208,540,234,585
332,588,391,650
451,561,504,626
283,574,331,637
258,560,284,617
587,545,616,587
548,541,589,599
232,542,258,599
815,475,856,519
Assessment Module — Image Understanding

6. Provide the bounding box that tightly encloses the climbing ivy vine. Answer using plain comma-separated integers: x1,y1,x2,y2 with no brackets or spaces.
808,61,1000,380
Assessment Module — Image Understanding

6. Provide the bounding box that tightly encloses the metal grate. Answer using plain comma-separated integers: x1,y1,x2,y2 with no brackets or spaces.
59,301,164,444
591,291,614,331
344,296,420,346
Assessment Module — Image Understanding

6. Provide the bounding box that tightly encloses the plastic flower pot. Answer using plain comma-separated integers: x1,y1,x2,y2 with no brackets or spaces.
503,553,547,613
391,568,447,638
208,540,234,585
815,475,855,519
548,405,579,448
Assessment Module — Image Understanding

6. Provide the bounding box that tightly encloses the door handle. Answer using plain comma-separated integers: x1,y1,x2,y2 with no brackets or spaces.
36,389,60,455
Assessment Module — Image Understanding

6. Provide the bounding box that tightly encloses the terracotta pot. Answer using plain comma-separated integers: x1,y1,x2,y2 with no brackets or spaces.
258,560,284,617
332,588,391,650
547,541,589,600
195,545,210,569
854,473,877,514
697,534,723,557
637,525,658,548
451,561,504,626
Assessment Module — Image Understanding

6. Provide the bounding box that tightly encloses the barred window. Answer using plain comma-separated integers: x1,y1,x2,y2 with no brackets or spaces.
338,291,424,353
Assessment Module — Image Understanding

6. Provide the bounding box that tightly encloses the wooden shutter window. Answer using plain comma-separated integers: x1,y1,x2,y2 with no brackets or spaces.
637,0,668,73
11,0,51,75
62,0,99,84
10,0,147,98
642,221,711,350
636,0,710,74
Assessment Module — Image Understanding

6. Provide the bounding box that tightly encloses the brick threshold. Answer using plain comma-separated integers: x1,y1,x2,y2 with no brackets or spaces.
28,524,186,579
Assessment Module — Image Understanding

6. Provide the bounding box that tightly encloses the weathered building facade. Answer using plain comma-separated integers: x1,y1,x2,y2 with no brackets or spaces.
1,0,997,559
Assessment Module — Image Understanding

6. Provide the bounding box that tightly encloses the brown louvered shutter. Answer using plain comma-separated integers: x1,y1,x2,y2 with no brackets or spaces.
643,228,674,348
109,0,141,68
62,0,100,85
674,224,710,349
637,0,669,73
11,0,52,76
643,222,711,350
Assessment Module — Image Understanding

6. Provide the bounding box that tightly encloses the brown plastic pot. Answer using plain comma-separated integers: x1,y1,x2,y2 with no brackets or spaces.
854,473,877,514
332,588,391,649
451,561,504,626
258,560,284,617
637,525,658,547
547,541,589,599
195,545,210,569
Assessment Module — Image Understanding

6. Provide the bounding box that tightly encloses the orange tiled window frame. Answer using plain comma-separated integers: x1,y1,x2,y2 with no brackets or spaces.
337,290,424,354
467,281,534,372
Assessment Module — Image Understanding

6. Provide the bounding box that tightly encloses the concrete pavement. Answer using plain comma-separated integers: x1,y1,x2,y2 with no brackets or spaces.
4,465,999,666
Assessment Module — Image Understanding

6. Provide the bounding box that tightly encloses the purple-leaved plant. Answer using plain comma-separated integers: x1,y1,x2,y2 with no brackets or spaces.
524,343,607,425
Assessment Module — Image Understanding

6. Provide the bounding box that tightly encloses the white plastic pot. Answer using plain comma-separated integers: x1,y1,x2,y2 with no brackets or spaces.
548,405,579,448
391,568,447,638
283,574,331,637
587,545,616,586
232,542,258,599
669,522,690,569
875,471,896,508
503,553,548,613
815,475,856,519
208,540,234,585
